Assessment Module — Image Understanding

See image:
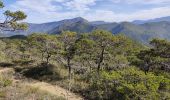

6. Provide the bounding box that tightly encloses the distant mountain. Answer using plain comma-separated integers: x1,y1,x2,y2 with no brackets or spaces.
95,23,118,31
2,22,60,36
2,17,170,44
49,17,96,34
3,17,93,36
27,22,59,34
133,16,170,24
8,35,27,39
91,21,111,25
111,21,170,44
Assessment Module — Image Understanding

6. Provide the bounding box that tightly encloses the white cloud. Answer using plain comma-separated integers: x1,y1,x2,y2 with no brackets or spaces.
127,7,170,20
7,0,170,23
8,0,67,23
111,0,170,4
85,7,170,22
64,0,97,11
8,0,99,23
10,0,62,14
11,0,98,13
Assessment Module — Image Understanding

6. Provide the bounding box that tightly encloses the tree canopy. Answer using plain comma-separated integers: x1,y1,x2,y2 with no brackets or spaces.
0,1,27,31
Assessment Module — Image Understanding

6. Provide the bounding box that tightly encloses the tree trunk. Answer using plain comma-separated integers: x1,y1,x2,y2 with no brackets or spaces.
87,60,92,72
41,52,44,62
97,47,105,74
67,57,72,92
46,53,51,65
67,57,71,77
144,63,149,75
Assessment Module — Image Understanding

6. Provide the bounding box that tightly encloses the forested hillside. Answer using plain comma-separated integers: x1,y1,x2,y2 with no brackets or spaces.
0,0,170,100
0,30,170,100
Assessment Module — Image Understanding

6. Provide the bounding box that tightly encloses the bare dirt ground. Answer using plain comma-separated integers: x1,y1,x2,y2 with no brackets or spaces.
0,68,83,100
28,82,83,100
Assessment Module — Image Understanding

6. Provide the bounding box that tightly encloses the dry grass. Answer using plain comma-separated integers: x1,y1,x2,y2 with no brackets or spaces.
0,68,66,100
0,83,66,100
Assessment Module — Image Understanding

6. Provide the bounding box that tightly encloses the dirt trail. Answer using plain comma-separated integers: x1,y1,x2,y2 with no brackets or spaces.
0,68,14,73
28,82,83,100
0,68,83,100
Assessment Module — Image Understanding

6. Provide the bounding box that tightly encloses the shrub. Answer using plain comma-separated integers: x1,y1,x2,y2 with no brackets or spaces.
0,91,6,98
85,67,170,100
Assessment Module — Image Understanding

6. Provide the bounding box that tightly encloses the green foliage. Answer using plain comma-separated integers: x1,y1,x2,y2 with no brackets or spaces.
150,38,170,58
76,33,95,55
74,34,96,71
4,10,27,21
0,30,170,100
87,67,170,100
0,91,6,98
91,30,113,43
58,31,78,75
0,40,7,61
4,0,170,99
137,38,170,73
0,1,27,31
0,72,13,87
27,33,61,64
3,39,22,61
0,1,4,8
90,30,126,72
59,31,77,58
10,22,28,30
1,79,12,87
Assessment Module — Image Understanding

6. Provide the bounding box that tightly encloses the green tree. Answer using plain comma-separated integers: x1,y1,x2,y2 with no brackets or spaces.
75,34,96,72
87,67,170,100
59,31,77,76
137,38,170,74
90,30,128,73
0,1,27,31
27,33,61,64
90,30,114,73
4,39,23,61
0,40,6,61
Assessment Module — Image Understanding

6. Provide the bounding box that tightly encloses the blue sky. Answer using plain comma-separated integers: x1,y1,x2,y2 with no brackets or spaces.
2,0,170,23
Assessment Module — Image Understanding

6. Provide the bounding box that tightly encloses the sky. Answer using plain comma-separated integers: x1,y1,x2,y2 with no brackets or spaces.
1,0,170,23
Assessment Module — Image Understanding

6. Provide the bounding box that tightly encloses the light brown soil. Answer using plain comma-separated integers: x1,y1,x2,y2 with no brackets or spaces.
0,68,83,100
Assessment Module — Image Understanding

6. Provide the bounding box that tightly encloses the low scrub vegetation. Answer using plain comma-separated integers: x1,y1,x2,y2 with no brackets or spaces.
0,1,169,99
0,30,169,99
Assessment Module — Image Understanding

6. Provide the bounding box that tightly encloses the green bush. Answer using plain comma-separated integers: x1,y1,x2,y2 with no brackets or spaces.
0,78,12,87
85,67,170,100
0,91,6,98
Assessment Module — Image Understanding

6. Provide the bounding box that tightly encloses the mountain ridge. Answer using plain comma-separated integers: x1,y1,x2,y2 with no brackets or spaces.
2,16,170,44
132,16,170,24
